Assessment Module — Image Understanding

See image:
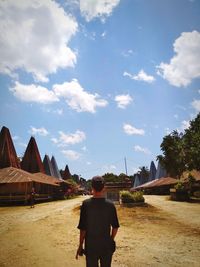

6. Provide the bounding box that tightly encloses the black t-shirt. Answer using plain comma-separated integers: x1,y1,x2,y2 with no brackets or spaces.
78,197,120,254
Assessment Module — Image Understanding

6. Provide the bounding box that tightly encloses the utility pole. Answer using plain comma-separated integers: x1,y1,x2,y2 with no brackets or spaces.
124,157,128,175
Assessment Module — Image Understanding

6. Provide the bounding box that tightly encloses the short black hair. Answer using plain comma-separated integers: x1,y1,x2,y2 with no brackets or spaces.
91,176,105,192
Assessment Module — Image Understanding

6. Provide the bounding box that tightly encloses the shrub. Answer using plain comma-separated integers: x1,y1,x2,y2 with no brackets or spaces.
174,181,185,191
120,190,144,203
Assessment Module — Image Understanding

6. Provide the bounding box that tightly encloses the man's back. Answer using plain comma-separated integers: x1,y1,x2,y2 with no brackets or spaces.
78,197,119,254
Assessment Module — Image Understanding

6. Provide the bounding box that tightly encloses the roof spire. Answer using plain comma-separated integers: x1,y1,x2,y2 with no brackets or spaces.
0,126,20,169
21,136,44,173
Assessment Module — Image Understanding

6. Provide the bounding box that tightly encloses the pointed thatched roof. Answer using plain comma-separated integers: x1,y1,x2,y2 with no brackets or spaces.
0,126,20,169
51,156,61,179
43,154,54,176
60,164,72,180
149,161,157,181
21,137,44,173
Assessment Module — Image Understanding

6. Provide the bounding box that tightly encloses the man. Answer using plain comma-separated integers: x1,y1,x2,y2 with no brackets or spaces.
76,176,119,267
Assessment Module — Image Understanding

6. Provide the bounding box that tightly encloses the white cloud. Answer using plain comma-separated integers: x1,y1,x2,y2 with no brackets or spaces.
10,82,59,104
42,107,63,115
134,145,151,155
191,99,200,112
123,70,155,83
181,120,190,131
0,0,78,82
29,126,49,136
80,0,120,22
123,124,145,136
53,79,108,113
61,149,81,160
51,138,59,144
115,94,133,109
58,130,86,145
52,130,86,147
157,31,200,87
121,49,134,57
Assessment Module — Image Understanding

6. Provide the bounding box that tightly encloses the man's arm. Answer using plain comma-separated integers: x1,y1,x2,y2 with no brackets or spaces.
76,230,86,259
111,227,118,240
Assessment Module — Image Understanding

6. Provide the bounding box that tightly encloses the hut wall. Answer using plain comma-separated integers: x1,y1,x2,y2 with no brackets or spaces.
0,182,32,195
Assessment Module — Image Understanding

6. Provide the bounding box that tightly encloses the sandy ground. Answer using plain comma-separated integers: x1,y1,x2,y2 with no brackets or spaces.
0,195,200,267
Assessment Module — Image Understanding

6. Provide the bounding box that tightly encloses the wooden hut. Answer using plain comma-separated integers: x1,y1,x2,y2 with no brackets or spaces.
131,177,178,195
105,181,132,202
0,167,59,203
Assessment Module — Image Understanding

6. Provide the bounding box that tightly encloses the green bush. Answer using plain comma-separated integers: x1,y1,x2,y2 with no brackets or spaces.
120,190,144,203
174,181,185,191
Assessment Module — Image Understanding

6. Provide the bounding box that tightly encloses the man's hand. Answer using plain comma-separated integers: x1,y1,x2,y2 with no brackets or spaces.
76,245,83,259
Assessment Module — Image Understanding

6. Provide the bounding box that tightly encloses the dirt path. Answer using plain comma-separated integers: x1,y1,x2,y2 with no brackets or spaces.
0,196,200,267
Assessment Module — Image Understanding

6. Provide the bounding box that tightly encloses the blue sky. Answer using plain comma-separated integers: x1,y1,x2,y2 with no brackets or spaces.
0,0,200,179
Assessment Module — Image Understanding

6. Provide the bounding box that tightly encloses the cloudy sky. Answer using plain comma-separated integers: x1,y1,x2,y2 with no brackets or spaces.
0,0,200,179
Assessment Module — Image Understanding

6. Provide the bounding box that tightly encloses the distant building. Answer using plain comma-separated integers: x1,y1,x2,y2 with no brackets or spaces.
51,156,62,179
133,174,140,187
148,161,157,181
105,180,132,202
60,164,72,180
43,154,54,177
155,160,167,179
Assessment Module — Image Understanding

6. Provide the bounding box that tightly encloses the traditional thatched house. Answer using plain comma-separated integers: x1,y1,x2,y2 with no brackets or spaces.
0,167,59,203
0,127,66,203
60,164,72,180
131,177,178,195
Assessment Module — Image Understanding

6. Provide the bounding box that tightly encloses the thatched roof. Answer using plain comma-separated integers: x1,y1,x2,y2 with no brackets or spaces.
51,156,61,179
0,126,20,169
131,177,178,191
21,137,45,173
43,154,54,176
0,167,58,186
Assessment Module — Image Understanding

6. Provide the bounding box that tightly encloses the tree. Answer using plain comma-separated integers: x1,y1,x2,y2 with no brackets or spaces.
157,130,186,178
102,173,119,183
183,113,200,171
137,166,149,184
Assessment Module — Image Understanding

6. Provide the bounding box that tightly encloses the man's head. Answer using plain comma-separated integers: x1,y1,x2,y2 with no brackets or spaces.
91,176,105,192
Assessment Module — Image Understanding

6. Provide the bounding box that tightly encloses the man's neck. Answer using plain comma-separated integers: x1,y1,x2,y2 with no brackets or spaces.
92,190,105,198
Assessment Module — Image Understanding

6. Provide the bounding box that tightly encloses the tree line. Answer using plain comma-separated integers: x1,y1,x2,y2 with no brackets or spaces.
157,112,200,178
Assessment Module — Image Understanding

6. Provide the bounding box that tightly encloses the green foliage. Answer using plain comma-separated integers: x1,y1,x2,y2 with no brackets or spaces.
103,173,126,183
174,181,185,191
157,130,185,178
120,190,144,203
157,113,200,177
183,114,200,170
